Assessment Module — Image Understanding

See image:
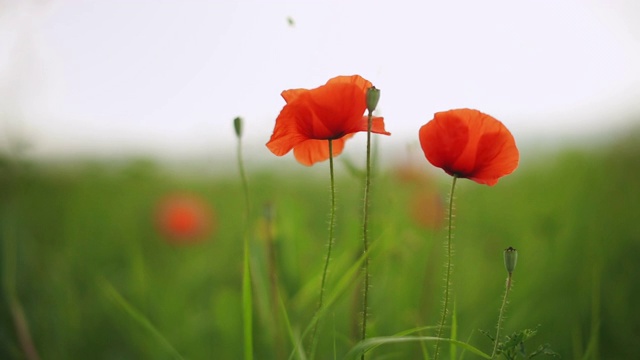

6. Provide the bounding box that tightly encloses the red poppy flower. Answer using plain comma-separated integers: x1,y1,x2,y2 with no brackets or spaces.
266,75,391,166
419,109,519,186
156,193,215,244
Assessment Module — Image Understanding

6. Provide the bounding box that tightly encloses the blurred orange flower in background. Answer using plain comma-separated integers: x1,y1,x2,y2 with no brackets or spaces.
419,108,519,186
392,161,445,230
410,191,445,230
266,75,391,166
155,193,215,244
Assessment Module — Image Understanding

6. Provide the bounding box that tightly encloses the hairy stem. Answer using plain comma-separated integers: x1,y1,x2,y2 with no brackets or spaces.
360,110,374,359
310,139,336,358
492,274,513,358
434,175,458,360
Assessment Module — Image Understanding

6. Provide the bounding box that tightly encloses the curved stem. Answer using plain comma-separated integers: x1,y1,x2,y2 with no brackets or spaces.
310,139,336,358
491,274,512,358
360,110,374,359
434,175,458,360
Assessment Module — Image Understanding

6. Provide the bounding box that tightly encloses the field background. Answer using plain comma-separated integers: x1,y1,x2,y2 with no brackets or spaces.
1,129,639,359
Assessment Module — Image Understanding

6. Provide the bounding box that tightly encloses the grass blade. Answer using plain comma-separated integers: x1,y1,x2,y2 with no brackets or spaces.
278,287,308,360
288,236,382,359
100,279,184,360
344,336,491,360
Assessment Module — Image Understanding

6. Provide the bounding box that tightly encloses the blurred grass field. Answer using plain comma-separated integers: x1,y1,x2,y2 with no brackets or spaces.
1,131,639,359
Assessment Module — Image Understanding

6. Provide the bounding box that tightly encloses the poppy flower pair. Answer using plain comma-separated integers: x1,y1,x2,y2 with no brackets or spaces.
266,75,519,185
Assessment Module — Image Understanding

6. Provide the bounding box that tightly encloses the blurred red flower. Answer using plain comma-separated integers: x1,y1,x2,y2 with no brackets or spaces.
266,75,391,166
393,161,433,188
156,193,215,244
392,161,445,230
411,191,445,230
419,109,519,186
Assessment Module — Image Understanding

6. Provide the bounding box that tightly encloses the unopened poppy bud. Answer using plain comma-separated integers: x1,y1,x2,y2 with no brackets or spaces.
504,246,518,274
233,116,243,138
366,86,380,113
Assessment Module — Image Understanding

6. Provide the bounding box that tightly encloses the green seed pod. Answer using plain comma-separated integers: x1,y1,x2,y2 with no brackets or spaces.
504,246,518,274
366,86,380,113
233,116,243,138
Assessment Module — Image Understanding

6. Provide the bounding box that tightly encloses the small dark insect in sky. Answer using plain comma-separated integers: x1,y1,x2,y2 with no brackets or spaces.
287,16,295,27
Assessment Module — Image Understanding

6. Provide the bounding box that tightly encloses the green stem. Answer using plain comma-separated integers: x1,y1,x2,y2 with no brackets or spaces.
265,203,285,359
361,110,374,359
491,274,512,358
3,152,41,360
237,133,250,220
237,135,253,360
310,139,337,358
434,175,458,360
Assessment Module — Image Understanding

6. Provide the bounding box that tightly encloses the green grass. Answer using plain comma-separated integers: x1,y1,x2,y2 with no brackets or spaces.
1,132,639,359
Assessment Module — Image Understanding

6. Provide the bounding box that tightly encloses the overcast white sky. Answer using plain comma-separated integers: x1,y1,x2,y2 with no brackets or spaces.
1,0,640,164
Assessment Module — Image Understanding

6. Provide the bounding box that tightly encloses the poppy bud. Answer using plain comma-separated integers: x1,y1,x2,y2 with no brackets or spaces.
504,246,517,274
233,116,243,138
366,86,380,113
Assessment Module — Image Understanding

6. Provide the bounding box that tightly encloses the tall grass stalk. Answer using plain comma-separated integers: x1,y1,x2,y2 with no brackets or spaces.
434,175,458,360
310,139,337,359
234,117,253,360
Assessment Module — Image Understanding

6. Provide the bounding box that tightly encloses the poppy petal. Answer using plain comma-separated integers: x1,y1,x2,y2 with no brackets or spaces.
266,102,310,156
281,88,307,102
468,129,519,185
371,117,390,135
305,82,368,138
419,112,469,174
292,135,353,166
326,75,373,92
353,116,391,135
